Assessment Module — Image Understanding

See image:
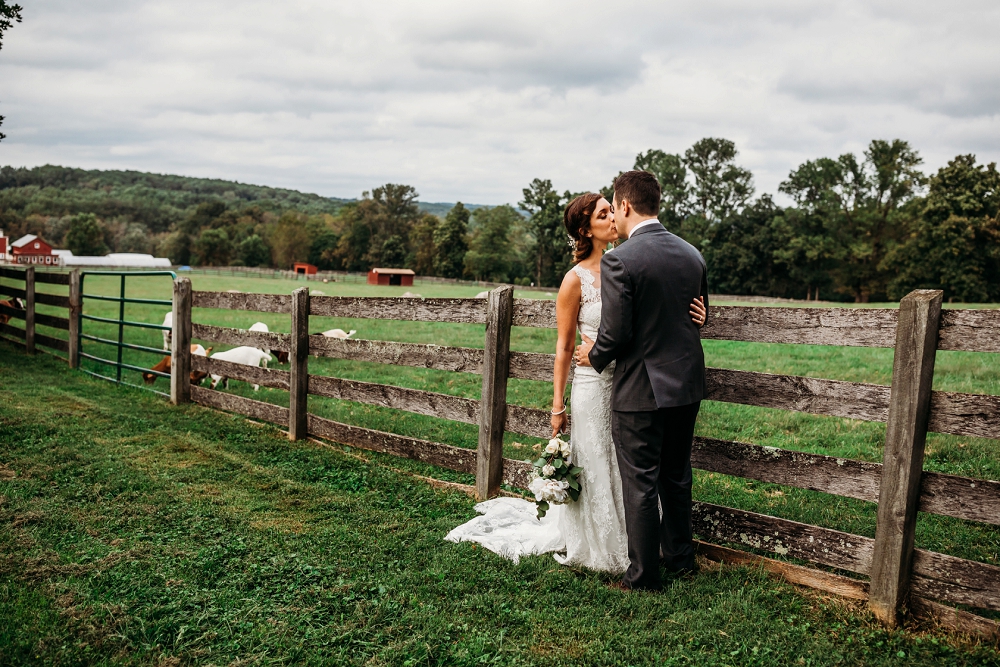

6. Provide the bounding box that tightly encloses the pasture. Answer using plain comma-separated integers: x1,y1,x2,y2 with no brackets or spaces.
1,270,999,664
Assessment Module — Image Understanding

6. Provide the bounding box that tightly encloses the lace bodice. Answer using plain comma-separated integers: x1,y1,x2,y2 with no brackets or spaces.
573,265,612,377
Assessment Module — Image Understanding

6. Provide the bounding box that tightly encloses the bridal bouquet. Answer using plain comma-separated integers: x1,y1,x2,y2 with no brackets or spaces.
528,437,583,519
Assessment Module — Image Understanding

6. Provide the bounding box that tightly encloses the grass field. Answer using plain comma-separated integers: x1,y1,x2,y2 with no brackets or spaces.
1,270,999,664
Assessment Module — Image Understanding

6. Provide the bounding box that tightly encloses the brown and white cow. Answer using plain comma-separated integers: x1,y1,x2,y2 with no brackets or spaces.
142,344,212,385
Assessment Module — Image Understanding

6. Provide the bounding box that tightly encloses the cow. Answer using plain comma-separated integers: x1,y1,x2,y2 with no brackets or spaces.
142,344,211,385
208,346,273,391
162,311,173,350
321,328,356,339
0,298,25,326
248,321,289,364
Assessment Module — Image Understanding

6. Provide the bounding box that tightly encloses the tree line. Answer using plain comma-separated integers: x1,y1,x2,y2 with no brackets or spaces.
2,139,998,301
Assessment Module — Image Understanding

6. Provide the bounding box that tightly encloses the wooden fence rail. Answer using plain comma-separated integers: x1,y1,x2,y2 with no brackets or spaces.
4,267,999,638
0,266,79,363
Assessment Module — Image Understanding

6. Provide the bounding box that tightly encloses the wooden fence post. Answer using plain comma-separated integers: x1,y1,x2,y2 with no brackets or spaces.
476,284,514,501
24,266,35,354
68,269,81,368
288,286,309,441
869,289,943,627
171,278,192,405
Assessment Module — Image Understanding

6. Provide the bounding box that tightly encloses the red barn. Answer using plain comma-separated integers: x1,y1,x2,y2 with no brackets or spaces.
367,268,415,286
293,262,317,276
11,235,59,266
0,234,7,262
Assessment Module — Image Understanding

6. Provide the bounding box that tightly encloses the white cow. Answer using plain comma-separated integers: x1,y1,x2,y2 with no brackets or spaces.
321,329,356,339
209,346,273,391
162,311,173,350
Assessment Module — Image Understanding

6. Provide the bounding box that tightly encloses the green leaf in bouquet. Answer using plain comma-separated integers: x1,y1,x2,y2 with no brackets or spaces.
568,487,580,502
533,458,548,468
568,466,584,476
552,458,563,469
568,478,579,491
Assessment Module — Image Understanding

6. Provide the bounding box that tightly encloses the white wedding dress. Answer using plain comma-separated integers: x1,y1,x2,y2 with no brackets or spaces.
445,265,630,573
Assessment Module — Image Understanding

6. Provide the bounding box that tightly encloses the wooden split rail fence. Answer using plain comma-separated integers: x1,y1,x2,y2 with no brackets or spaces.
0,266,81,364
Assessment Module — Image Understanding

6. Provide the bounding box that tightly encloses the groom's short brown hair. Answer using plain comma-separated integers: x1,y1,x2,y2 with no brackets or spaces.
613,170,661,217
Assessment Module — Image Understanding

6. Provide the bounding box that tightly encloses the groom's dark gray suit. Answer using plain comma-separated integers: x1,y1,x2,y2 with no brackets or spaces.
588,222,708,591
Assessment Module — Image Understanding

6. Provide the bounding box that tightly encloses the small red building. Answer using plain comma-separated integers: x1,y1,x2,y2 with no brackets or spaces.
11,234,59,266
293,262,317,276
367,268,415,286
0,234,7,262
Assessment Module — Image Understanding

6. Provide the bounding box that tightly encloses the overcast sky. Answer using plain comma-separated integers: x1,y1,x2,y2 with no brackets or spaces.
1,1,998,204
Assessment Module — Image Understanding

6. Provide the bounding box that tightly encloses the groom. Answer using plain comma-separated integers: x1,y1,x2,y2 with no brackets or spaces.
576,170,708,591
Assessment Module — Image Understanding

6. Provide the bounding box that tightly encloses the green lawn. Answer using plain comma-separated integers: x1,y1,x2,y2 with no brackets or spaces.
3,348,999,666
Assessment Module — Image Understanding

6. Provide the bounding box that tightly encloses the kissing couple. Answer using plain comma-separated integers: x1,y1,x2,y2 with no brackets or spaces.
447,170,709,592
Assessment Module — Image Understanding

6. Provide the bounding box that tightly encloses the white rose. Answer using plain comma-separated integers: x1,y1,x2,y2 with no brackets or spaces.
542,464,556,477
544,440,560,455
528,476,547,502
560,440,572,457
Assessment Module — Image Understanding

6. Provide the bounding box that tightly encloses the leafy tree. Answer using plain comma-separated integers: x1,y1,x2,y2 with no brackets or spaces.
884,155,1000,302
684,138,754,223
634,149,689,227
361,184,421,266
119,223,152,254
520,179,569,287
0,1,23,142
408,213,439,276
433,203,470,278
65,213,108,256
703,196,794,297
193,228,232,266
309,228,340,270
269,211,312,269
333,205,373,272
465,205,521,281
239,234,271,267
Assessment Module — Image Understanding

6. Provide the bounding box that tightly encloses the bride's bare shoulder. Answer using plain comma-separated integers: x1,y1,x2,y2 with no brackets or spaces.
556,267,581,303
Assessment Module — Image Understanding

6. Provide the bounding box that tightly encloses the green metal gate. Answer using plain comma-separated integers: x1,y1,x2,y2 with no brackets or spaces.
78,270,177,396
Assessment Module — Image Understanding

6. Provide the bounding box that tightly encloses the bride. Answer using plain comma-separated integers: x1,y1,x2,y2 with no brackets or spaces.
446,193,707,572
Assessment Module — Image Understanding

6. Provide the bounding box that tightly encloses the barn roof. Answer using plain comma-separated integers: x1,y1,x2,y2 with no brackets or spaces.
11,234,38,248
370,268,415,275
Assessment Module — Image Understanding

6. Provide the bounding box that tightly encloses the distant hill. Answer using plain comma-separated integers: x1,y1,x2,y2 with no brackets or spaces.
415,201,492,218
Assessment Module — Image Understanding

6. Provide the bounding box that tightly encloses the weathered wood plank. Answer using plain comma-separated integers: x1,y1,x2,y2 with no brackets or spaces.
920,470,1000,525
0,266,26,280
910,596,1000,641
308,336,484,372
0,322,26,339
938,309,1000,353
0,333,26,348
33,312,69,330
171,279,193,406
191,385,289,424
706,368,891,422
191,355,290,390
505,403,562,439
33,291,70,308
929,391,1000,439
512,299,556,328
701,306,899,348
508,350,562,382
0,303,24,320
24,267,35,354
477,286,514,500
308,375,478,423
34,332,68,353
692,437,882,502
310,296,487,323
192,323,290,352
691,502,874,574
0,284,26,299
34,272,71,285
502,457,533,490
870,289,943,627
289,288,309,441
68,269,81,369
912,548,1000,612
307,413,476,475
694,540,870,600
192,291,291,313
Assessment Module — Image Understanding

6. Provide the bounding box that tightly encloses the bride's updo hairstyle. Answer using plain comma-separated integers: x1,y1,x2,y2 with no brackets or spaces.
563,193,603,263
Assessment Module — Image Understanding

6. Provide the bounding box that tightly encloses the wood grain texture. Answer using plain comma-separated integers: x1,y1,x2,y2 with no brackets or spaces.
706,367,891,422
701,305,899,348
33,312,69,330
919,470,1000,525
928,391,1000,439
307,413,476,475
34,332,68,353
191,385,289,424
508,350,563,382
33,272,71,285
501,457,533,490
910,596,1000,641
192,323,291,352
691,501,874,574
938,309,1000,353
0,284,26,299
912,548,1000,612
24,267,35,354
171,279,193,406
310,296,487,323
512,299,556,328
477,286,514,500
870,289,942,626
192,291,291,313
33,291,70,308
288,287,309,441
68,270,81,369
694,540,870,600
0,322,26,339
692,437,882,502
191,355,290,390
504,403,564,439
308,336,484,372
308,375,478,423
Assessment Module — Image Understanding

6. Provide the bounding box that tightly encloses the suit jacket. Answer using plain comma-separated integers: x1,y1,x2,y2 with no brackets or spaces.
588,223,708,412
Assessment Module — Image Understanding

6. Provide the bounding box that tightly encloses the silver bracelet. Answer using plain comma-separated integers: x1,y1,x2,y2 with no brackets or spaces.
551,406,567,416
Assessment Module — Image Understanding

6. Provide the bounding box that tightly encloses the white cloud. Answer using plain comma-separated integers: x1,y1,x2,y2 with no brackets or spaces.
0,0,997,204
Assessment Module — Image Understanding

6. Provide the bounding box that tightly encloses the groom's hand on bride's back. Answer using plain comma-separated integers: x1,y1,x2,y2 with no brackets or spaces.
575,334,594,367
